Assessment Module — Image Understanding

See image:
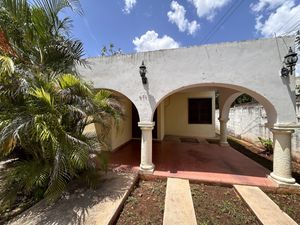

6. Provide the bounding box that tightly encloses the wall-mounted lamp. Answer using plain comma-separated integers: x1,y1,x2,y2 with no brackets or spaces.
281,47,298,77
139,61,147,84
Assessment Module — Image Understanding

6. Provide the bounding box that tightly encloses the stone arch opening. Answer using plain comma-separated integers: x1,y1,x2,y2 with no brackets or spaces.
143,83,277,184
152,83,277,127
217,92,274,147
93,88,141,151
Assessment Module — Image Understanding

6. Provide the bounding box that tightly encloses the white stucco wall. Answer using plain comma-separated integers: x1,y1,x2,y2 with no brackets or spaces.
78,36,299,128
216,102,300,161
164,90,216,137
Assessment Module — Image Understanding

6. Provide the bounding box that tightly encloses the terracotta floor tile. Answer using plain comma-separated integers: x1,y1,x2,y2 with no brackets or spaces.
108,140,276,187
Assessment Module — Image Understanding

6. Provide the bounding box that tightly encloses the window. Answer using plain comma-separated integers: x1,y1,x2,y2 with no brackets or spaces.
188,98,212,124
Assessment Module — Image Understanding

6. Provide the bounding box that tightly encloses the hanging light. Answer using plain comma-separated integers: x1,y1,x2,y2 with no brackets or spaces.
139,61,147,84
281,47,298,77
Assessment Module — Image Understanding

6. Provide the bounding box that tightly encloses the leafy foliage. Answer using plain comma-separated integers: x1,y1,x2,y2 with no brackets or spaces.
231,94,255,106
258,137,273,155
0,0,123,211
215,93,255,109
101,43,123,56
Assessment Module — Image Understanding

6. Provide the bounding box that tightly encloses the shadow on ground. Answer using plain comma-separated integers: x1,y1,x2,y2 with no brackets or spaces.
227,138,300,184
7,172,135,225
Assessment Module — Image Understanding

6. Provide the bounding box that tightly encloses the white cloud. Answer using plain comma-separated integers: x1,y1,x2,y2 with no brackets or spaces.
251,0,289,12
132,30,180,52
123,0,137,14
167,1,200,35
252,0,300,37
188,0,231,20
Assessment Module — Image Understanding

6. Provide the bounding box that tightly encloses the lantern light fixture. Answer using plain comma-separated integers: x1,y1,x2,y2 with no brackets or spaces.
281,47,298,77
139,61,147,84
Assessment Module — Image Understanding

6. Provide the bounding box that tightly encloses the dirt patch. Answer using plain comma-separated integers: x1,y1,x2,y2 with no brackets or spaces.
266,192,300,224
115,180,166,225
191,184,260,225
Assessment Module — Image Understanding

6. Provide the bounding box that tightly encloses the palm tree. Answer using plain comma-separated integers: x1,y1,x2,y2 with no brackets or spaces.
0,0,123,210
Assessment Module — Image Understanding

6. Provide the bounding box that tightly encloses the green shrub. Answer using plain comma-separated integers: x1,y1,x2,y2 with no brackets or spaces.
258,137,273,155
0,0,123,212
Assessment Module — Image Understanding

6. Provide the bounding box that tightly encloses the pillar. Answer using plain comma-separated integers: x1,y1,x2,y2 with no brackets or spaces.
219,117,229,146
270,128,296,184
138,121,155,173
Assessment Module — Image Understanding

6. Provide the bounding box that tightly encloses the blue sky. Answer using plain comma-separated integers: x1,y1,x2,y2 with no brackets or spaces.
64,0,300,57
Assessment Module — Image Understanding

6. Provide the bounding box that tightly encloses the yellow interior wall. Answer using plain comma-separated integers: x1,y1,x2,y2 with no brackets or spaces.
110,96,132,150
164,91,216,137
93,93,132,151
157,101,165,140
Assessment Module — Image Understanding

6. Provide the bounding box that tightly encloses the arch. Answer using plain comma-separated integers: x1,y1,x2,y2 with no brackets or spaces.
152,83,277,126
219,92,243,120
94,88,142,150
97,88,142,123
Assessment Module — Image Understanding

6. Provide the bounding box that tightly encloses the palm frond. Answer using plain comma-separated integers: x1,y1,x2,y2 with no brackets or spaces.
29,87,54,109
33,0,83,17
0,0,123,208
0,55,14,75
56,73,93,97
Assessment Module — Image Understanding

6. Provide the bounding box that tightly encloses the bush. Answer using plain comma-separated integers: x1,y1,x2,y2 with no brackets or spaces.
258,137,273,155
0,0,123,212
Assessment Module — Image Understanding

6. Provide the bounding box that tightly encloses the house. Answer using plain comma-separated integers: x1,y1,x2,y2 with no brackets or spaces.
78,36,299,186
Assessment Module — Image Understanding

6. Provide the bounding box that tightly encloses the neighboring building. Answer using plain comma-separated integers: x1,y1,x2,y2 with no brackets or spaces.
79,36,299,185
296,76,300,98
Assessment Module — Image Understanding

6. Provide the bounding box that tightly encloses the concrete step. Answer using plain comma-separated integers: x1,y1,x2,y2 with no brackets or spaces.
163,178,197,225
234,185,297,225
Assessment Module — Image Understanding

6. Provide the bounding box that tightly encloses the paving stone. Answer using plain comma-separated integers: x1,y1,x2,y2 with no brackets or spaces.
163,178,197,225
234,185,297,225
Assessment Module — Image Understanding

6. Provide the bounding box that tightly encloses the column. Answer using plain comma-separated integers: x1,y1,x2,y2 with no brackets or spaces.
270,128,296,184
219,117,229,146
138,121,155,173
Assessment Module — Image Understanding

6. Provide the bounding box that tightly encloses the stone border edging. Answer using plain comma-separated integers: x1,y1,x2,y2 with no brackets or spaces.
234,185,297,225
107,172,139,225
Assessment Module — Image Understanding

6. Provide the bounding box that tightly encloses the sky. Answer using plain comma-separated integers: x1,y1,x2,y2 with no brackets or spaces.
64,0,300,58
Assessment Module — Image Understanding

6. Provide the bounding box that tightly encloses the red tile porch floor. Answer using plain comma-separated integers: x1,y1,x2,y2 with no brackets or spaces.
108,140,276,187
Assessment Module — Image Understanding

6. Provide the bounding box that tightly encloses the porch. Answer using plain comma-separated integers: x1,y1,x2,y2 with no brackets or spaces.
108,139,275,187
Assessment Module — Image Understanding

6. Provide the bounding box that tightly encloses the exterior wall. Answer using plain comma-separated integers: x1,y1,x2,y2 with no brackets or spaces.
216,102,300,161
93,94,132,151
157,101,165,140
296,77,300,96
77,36,298,127
110,97,132,150
164,90,216,137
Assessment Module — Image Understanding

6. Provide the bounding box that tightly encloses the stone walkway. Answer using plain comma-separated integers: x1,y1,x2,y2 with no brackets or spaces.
235,185,297,225
162,178,298,225
7,172,137,225
4,174,299,225
163,178,197,225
